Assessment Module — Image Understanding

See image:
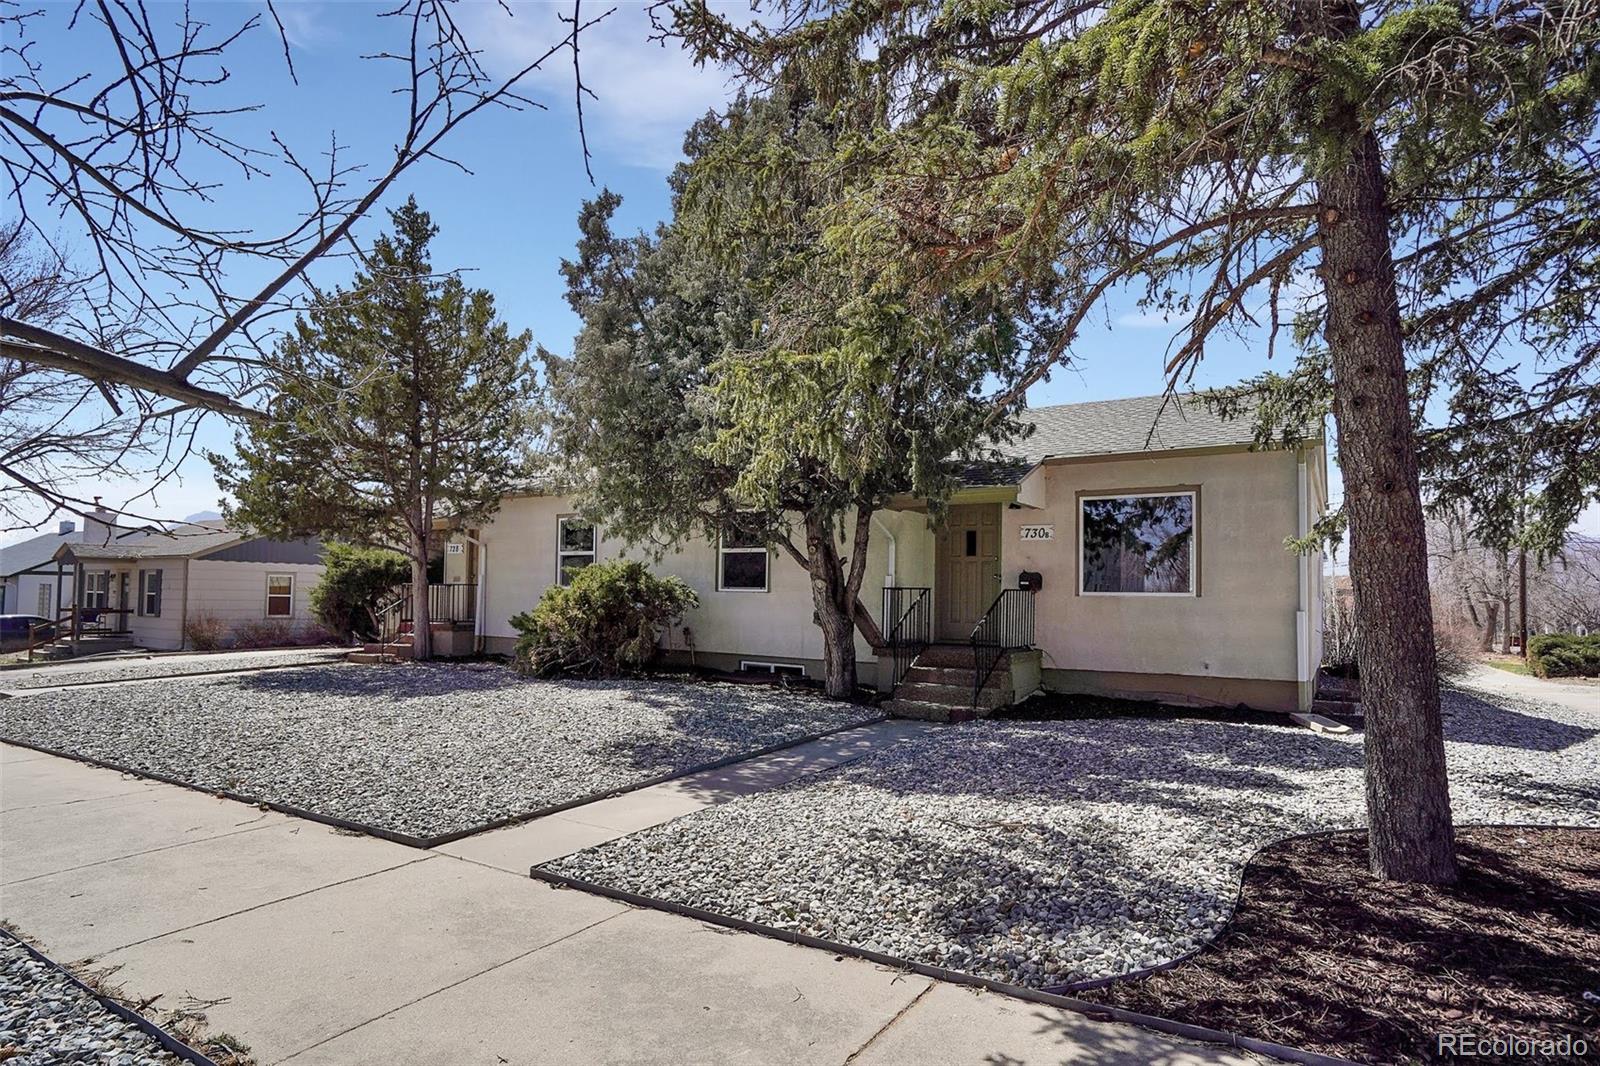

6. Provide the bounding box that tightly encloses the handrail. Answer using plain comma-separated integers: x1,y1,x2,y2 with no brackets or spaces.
25,606,135,660
969,588,1036,706
881,586,932,694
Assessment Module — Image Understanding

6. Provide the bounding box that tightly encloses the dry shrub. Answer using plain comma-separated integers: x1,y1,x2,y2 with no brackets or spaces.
230,620,294,649
183,611,228,651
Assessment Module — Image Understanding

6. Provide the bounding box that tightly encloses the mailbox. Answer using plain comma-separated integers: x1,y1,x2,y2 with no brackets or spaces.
1018,570,1043,592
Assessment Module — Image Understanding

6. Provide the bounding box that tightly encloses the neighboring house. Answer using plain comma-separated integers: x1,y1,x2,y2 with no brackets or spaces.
446,394,1328,712
46,520,327,651
0,504,129,617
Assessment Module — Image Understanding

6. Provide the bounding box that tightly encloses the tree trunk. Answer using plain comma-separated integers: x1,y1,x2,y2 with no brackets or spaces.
803,513,858,699
410,527,433,661
1499,593,1513,654
1318,129,1458,885
1479,601,1499,653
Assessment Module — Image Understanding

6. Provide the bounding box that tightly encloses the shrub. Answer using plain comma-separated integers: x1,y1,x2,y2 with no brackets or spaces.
311,543,411,639
1321,596,1360,678
231,620,295,649
511,560,698,677
1527,633,1600,678
184,611,228,651
296,622,334,646
1433,621,1477,679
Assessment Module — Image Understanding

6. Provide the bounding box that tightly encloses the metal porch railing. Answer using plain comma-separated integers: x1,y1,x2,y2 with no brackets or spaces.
882,586,932,694
969,588,1036,706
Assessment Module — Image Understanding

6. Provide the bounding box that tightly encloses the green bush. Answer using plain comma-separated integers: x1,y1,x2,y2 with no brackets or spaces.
311,543,412,639
510,560,698,677
1527,633,1600,678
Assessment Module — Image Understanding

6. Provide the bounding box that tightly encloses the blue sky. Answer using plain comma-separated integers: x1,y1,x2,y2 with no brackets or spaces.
9,1,1594,545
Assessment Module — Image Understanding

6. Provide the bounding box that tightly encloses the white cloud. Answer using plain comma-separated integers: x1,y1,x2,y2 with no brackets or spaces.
268,1,335,51
1115,309,1188,329
462,1,739,172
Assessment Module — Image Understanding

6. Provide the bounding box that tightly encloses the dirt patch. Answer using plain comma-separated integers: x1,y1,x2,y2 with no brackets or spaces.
1074,827,1600,1064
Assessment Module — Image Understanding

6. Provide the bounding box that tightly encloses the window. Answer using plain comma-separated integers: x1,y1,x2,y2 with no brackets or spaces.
557,516,596,585
138,570,163,617
718,530,769,592
1080,491,1196,596
265,573,293,617
740,660,805,678
37,585,51,617
83,570,110,608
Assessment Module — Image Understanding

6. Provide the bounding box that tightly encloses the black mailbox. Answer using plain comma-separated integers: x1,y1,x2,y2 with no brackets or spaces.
1018,570,1043,592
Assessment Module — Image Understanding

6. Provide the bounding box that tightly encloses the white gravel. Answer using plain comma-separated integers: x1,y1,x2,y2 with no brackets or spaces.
543,681,1600,989
1,647,348,690
0,936,180,1066
0,662,878,840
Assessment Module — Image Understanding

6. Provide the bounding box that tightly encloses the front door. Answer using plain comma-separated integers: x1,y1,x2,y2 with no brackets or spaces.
935,503,1000,641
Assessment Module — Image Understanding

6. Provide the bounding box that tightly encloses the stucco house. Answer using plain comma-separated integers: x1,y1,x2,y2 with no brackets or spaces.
39,519,326,652
438,394,1327,713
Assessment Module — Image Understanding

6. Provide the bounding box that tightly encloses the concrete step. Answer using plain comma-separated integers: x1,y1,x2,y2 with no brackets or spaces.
913,645,983,668
883,699,979,724
894,680,1009,710
902,664,1006,690
351,643,415,661
1312,698,1362,718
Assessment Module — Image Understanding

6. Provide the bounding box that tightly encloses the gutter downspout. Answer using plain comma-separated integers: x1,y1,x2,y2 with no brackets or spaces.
1295,452,1312,709
458,531,489,654
180,556,192,651
870,514,897,589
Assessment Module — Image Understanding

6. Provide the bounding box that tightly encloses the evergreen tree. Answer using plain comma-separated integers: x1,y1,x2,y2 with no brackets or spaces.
212,198,534,659
667,0,1600,882
545,96,1027,697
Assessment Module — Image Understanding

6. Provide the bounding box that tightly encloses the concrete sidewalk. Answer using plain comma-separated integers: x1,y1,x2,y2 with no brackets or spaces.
1,741,1260,1065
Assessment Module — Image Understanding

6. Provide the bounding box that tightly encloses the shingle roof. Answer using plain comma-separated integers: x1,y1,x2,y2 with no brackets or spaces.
0,529,79,577
56,521,242,562
963,392,1266,486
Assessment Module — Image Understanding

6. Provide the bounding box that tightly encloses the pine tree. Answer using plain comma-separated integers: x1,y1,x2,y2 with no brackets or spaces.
212,198,534,659
667,0,1600,881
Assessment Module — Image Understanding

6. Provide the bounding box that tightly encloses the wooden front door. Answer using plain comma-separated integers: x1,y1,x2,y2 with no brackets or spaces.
935,503,1001,640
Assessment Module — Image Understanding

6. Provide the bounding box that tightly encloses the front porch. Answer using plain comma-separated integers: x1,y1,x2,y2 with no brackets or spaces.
877,499,1041,720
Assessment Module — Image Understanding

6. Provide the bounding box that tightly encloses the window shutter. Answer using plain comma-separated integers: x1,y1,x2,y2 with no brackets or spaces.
137,571,146,616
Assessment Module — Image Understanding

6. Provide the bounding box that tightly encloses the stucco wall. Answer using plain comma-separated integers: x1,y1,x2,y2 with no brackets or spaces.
185,559,326,631
473,496,939,672
1004,449,1303,684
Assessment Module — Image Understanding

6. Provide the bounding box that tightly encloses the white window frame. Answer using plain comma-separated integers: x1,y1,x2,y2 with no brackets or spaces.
556,515,597,586
265,573,295,618
83,570,110,609
138,569,163,617
740,660,805,677
1078,489,1198,598
717,533,770,593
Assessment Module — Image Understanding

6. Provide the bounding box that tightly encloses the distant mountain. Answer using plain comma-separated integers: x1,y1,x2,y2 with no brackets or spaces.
183,510,223,523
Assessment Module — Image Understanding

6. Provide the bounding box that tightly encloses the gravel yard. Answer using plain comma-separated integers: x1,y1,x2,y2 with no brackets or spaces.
0,662,879,841
0,935,180,1066
542,681,1600,989
0,647,347,690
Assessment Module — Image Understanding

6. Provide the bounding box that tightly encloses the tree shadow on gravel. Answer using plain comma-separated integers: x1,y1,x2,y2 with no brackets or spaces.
1439,690,1598,753
836,720,1364,824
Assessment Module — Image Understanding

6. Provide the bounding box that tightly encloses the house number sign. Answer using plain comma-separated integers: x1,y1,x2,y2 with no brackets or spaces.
446,543,464,554
1019,525,1055,541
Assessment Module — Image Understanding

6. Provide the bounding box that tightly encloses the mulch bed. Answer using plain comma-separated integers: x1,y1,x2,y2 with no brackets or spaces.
1075,827,1600,1064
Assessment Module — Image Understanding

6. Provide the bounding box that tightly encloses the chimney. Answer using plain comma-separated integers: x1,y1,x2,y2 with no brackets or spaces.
84,496,118,544
57,519,76,536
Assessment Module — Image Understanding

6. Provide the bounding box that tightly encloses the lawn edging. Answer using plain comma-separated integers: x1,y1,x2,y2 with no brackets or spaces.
1,926,221,1066
525,864,1360,1066
0,712,888,850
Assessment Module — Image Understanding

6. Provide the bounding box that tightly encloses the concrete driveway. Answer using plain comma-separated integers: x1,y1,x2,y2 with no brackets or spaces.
0,740,1258,1066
